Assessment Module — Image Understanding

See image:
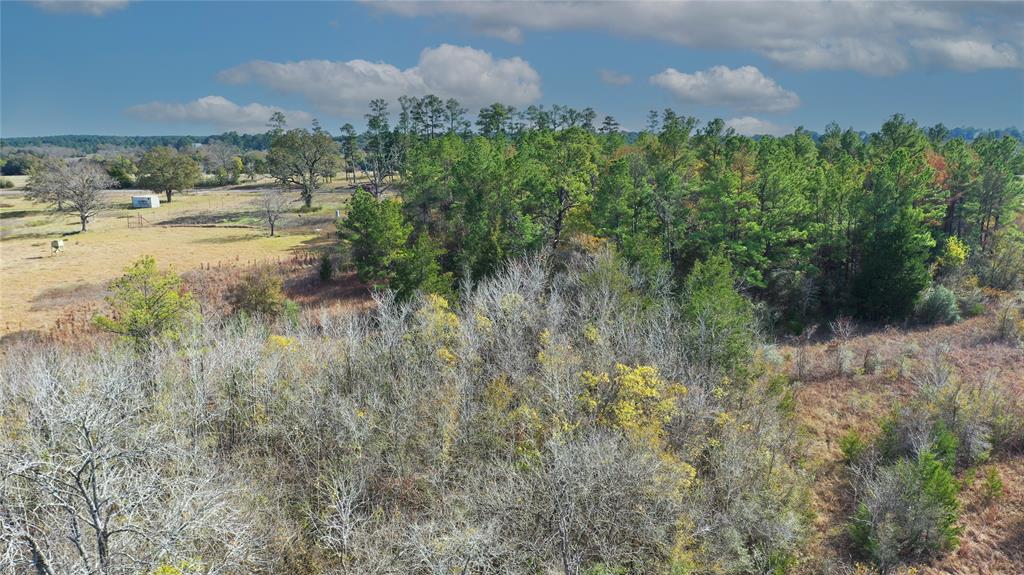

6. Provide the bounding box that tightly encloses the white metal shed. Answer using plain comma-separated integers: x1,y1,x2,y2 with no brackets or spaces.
131,195,160,208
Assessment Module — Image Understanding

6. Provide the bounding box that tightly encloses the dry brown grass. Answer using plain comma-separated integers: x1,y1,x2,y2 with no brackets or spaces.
784,310,1024,574
0,187,359,334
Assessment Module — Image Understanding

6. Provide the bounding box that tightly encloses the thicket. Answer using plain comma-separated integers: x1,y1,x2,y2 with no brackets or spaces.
1,251,810,574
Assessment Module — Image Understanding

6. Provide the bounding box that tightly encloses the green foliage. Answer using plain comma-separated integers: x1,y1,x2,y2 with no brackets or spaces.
848,450,961,569
105,155,137,187
914,285,961,325
0,178,13,189
839,430,868,465
680,253,756,372
339,189,411,286
94,256,196,350
392,233,453,301
318,252,334,283
938,236,969,273
981,466,1004,503
977,228,1024,290
853,140,936,320
227,267,290,319
0,153,37,175
878,413,959,470
267,122,341,207
138,146,201,202
375,102,1024,325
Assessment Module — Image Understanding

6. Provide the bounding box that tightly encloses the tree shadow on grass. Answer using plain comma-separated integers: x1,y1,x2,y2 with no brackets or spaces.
158,210,260,226
190,233,263,244
0,210,37,219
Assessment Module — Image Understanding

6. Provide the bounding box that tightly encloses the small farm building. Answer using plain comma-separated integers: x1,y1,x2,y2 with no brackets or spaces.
132,195,160,208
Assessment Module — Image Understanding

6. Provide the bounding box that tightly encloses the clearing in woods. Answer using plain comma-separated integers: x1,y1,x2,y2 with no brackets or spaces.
0,186,356,335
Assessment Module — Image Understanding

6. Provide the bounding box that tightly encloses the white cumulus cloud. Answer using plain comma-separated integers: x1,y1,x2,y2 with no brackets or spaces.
31,0,130,16
650,66,799,113
725,116,789,137
126,96,313,133
218,44,542,115
912,39,1021,71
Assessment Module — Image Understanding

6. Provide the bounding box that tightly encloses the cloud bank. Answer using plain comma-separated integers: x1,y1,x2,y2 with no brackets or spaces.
374,1,1022,75
127,96,313,133
218,44,542,115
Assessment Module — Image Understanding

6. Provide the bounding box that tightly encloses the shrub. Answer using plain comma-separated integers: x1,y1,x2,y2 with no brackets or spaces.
0,178,14,189
995,295,1023,344
981,467,1004,503
914,285,960,325
318,252,334,283
976,229,1024,290
227,267,289,319
938,236,969,273
956,278,987,317
849,450,961,569
94,256,196,350
839,430,868,465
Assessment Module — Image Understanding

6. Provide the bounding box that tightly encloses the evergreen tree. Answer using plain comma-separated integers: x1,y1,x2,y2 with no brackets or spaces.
339,189,411,286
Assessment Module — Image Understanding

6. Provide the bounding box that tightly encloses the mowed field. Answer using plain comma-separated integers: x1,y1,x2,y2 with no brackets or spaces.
0,182,358,335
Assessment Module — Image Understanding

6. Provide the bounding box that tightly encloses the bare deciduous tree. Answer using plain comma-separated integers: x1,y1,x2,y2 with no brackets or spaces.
258,189,291,236
26,157,70,211
0,348,268,575
27,160,113,231
64,162,115,232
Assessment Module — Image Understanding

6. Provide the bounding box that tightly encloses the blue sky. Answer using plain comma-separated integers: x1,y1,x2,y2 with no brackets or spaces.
2,0,1022,137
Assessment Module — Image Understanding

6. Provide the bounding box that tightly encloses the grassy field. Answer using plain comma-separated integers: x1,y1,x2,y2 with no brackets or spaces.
0,185,357,334
0,175,29,189
783,311,1024,574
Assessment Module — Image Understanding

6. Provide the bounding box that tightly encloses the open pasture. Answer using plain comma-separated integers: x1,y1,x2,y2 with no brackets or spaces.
0,186,356,335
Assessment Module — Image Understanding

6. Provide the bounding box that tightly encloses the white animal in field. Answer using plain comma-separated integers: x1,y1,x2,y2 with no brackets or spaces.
51,239,64,254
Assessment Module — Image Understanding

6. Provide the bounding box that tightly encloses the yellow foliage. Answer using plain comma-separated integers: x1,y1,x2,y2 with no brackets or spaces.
583,323,601,344
939,236,969,270
149,561,200,575
416,294,460,343
473,309,494,334
537,327,576,369
581,363,687,449
267,334,294,350
714,411,734,427
436,346,457,366
482,376,545,459
499,292,525,313
667,518,700,574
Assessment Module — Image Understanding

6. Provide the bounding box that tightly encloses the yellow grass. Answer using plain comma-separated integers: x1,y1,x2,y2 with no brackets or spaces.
0,188,354,332
0,175,29,189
